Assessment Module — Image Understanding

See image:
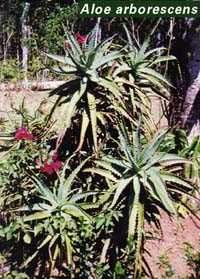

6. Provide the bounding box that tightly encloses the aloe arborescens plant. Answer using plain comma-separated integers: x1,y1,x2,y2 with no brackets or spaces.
86,121,192,277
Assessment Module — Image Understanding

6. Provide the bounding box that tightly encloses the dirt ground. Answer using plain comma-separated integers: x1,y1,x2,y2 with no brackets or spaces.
145,210,200,278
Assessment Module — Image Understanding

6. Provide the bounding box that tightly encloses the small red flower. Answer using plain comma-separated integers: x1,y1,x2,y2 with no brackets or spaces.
39,161,55,175
75,32,87,45
38,151,62,175
15,127,34,141
51,160,62,171
39,159,62,175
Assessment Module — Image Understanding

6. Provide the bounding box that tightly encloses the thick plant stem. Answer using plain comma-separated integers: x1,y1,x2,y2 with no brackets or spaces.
180,71,200,130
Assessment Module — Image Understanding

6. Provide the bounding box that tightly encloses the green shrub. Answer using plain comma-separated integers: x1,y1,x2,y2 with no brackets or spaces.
183,242,200,278
0,59,23,81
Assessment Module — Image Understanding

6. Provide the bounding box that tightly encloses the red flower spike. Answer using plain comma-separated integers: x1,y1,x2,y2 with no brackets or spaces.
15,127,34,141
75,32,87,45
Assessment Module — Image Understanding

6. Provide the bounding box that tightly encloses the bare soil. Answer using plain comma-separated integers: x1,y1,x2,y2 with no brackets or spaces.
145,210,200,278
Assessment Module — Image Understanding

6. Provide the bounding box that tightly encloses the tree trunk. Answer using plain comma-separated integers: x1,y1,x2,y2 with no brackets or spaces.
180,19,200,140
21,2,30,87
181,71,200,126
